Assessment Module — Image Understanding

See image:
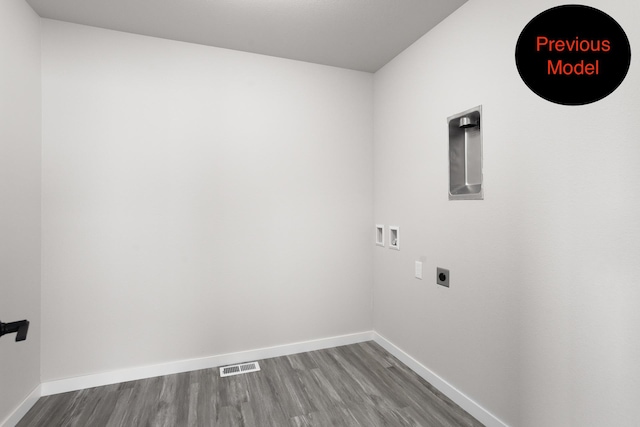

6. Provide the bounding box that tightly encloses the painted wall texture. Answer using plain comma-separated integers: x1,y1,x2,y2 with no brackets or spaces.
373,0,640,426
0,0,41,424
40,20,374,382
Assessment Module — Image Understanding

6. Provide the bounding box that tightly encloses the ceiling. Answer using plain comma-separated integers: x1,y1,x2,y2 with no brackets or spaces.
26,0,467,73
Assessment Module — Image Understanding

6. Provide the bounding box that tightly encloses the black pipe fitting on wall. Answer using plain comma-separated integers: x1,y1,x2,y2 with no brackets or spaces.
0,319,30,342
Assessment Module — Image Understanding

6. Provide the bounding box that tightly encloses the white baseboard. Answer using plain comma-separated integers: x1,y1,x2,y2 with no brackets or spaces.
372,332,509,427
40,331,374,396
1,385,41,427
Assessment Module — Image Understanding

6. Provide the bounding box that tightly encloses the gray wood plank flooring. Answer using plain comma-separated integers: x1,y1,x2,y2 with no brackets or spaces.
17,341,484,427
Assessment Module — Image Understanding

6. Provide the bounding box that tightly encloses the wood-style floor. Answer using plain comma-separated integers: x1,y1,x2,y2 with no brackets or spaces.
18,341,484,427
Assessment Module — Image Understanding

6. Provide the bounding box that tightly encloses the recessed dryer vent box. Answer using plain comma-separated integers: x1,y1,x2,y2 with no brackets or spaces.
448,106,483,200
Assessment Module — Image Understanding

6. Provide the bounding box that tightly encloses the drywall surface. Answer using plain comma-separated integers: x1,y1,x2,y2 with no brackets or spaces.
0,0,42,423
373,0,640,425
41,20,373,381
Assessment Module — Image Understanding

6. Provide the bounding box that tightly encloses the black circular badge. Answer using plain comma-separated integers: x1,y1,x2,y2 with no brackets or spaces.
516,5,631,105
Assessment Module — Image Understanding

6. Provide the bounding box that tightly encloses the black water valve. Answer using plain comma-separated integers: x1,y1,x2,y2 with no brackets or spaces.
0,319,30,342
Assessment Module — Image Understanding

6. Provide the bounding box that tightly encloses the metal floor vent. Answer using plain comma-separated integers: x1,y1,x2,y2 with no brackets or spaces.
220,361,261,378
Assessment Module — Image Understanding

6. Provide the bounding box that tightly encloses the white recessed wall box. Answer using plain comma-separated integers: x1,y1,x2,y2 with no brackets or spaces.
389,226,400,250
375,224,385,246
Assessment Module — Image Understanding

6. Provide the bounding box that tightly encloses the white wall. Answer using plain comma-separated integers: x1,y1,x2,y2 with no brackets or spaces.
41,20,373,382
373,0,640,426
0,0,42,424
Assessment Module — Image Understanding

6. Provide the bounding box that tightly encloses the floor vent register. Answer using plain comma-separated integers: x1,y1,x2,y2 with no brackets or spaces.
220,361,261,377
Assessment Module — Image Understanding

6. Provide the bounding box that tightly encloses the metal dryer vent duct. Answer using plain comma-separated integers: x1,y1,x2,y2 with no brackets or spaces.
459,116,478,128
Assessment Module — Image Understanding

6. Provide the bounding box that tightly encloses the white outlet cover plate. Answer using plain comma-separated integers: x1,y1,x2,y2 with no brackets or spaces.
415,261,422,279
